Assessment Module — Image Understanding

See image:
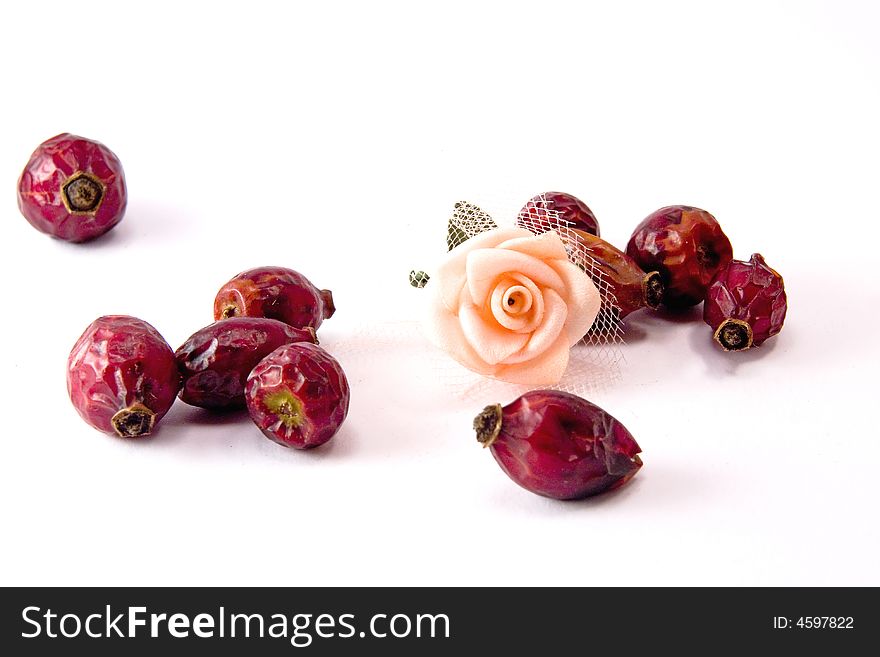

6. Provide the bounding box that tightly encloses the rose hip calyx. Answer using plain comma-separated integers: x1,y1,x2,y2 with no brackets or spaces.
714,318,753,351
111,402,156,437
474,404,503,447
642,271,664,310
62,172,104,213
263,390,306,429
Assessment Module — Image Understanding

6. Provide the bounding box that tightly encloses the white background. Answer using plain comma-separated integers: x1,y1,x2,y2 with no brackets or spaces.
1,0,878,586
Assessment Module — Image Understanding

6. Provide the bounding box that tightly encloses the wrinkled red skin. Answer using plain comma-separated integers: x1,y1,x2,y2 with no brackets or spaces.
17,133,127,243
517,191,600,237
175,318,317,410
474,390,642,500
214,267,335,330
626,205,732,308
246,343,350,449
704,253,787,351
67,316,180,437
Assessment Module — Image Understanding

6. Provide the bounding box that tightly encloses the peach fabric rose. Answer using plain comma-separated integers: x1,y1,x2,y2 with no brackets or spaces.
423,227,600,384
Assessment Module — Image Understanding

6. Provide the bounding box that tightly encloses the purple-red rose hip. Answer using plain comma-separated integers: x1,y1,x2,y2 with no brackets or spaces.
18,133,127,242
214,266,335,330
626,205,733,308
703,253,787,351
175,317,317,410
518,191,600,237
246,343,350,449
474,390,642,500
67,316,180,437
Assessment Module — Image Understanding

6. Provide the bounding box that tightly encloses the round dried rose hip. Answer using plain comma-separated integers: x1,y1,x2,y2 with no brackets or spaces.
18,133,127,242
626,205,732,308
474,390,642,500
214,267,335,330
67,316,180,437
175,317,317,410
704,253,787,351
246,343,350,449
518,191,600,236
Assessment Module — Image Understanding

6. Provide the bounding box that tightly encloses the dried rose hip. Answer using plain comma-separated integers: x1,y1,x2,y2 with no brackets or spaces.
246,343,350,449
67,316,180,437
570,229,663,318
518,191,600,236
703,253,787,351
474,390,642,500
176,317,317,410
17,133,127,243
626,205,732,308
213,267,335,330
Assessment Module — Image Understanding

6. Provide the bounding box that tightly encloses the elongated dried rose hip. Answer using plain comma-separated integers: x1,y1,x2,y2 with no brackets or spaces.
175,317,317,410
703,253,787,351
474,390,642,500
246,343,350,449
518,191,600,236
626,205,732,308
18,133,127,242
570,229,664,318
67,316,180,437
214,267,335,330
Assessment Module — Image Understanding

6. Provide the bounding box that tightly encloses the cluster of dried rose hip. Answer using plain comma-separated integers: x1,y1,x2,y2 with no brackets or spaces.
17,134,349,449
518,191,788,351
17,134,787,503
66,267,348,449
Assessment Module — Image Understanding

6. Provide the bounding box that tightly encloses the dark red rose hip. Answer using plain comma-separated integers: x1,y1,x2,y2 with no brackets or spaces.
18,133,127,242
246,343,350,449
703,253,787,351
474,390,642,500
67,316,180,437
569,229,664,318
214,266,335,330
518,191,600,237
626,205,733,308
176,317,317,410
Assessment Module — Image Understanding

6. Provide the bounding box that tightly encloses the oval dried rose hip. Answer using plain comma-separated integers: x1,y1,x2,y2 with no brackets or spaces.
569,229,664,318
703,253,787,351
213,266,335,330
626,205,733,308
67,316,180,437
474,390,642,500
18,133,127,242
246,343,350,449
175,317,317,410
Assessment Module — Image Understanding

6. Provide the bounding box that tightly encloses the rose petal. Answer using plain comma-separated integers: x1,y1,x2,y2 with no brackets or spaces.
434,227,534,311
466,248,564,305
493,332,571,385
495,230,569,261
502,288,567,364
501,285,532,315
490,278,532,331
508,273,545,333
459,300,529,365
548,258,602,342
422,286,497,376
